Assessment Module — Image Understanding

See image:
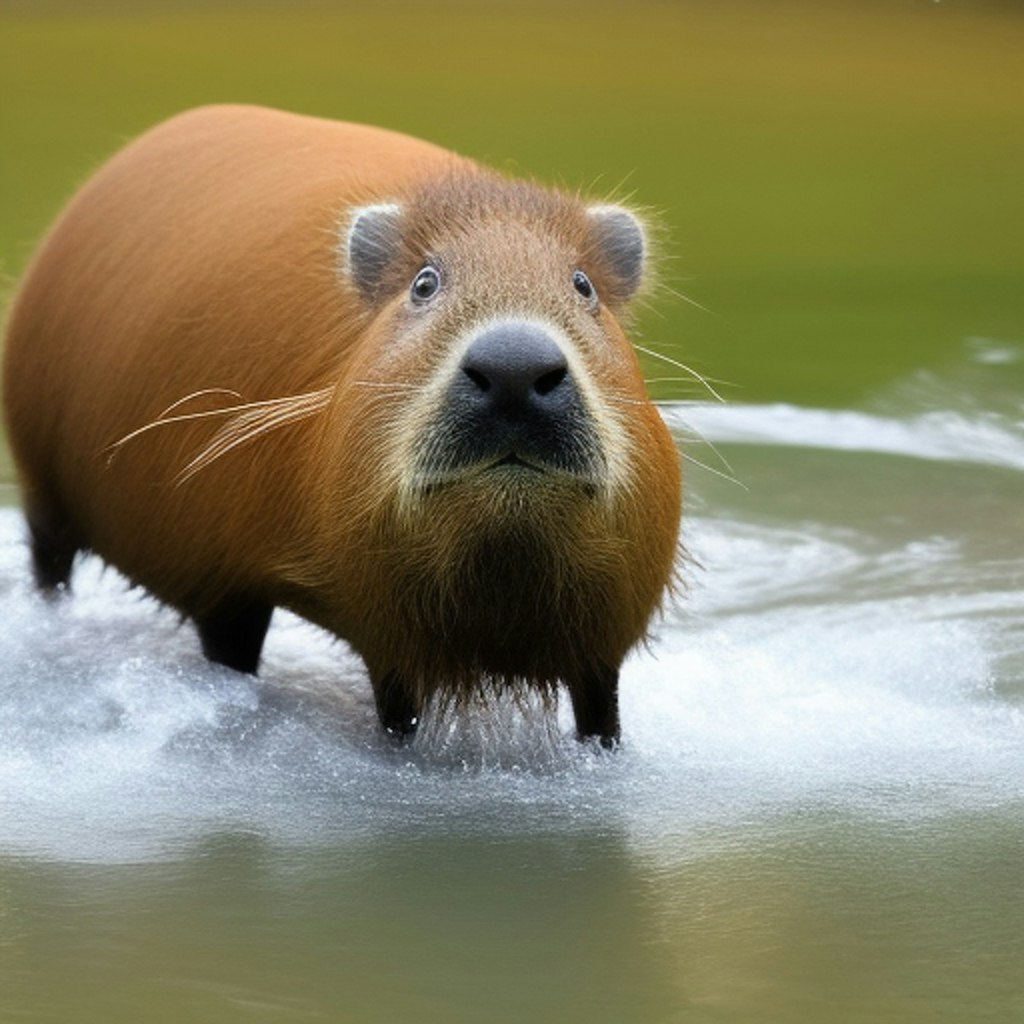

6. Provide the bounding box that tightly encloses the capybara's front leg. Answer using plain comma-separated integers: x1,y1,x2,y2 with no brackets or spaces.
26,496,79,595
567,666,621,749
372,670,421,740
195,597,274,675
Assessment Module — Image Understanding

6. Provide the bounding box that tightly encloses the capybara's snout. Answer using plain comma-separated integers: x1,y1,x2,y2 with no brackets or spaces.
435,320,598,481
458,322,571,413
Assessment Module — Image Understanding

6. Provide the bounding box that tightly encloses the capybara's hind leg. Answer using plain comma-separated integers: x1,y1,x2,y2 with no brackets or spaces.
27,501,79,594
195,597,273,674
567,666,621,749
372,670,421,739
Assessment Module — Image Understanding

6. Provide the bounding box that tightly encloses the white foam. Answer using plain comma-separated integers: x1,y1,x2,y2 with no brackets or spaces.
666,401,1024,471
1,473,1021,866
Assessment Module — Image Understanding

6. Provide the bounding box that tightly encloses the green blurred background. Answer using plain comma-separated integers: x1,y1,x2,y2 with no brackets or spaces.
1,0,1022,454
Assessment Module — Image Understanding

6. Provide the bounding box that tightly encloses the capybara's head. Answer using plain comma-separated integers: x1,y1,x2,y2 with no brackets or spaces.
337,174,661,503
314,170,681,703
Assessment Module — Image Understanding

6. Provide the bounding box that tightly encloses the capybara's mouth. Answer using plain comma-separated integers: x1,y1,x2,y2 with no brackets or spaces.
490,452,545,472
410,448,602,497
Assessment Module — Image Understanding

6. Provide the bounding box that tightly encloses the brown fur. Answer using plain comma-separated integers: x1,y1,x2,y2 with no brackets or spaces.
2,105,681,745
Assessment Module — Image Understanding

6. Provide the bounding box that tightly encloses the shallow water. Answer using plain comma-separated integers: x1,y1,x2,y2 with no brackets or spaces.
1,340,1022,1021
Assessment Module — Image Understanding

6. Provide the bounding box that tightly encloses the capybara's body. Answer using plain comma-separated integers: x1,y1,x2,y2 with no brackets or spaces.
3,105,681,745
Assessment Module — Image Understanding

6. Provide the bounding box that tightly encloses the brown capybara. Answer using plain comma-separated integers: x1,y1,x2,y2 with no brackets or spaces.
2,105,681,747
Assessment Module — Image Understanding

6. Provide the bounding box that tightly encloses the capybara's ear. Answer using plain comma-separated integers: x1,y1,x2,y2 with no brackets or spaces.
346,203,404,299
587,204,646,301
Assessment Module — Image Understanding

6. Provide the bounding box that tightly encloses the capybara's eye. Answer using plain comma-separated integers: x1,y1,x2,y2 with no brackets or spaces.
411,265,442,304
572,269,596,302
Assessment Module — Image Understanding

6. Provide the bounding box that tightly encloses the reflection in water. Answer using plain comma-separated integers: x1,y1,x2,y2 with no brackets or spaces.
1,831,674,1021
1,349,1023,1021
646,819,1024,1019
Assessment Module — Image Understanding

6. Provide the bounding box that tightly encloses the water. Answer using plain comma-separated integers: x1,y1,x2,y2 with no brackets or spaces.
1,340,1022,1021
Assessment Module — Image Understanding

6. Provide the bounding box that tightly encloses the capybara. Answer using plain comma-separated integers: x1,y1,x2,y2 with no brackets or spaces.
2,105,681,747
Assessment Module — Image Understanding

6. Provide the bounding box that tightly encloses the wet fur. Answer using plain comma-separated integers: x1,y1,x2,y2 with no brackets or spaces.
2,104,681,742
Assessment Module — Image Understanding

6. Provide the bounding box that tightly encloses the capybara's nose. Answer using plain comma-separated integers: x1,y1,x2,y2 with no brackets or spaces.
459,323,574,415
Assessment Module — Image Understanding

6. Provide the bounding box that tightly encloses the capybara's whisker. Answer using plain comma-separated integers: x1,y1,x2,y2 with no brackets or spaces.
158,388,243,417
105,404,249,458
174,387,334,484
603,391,646,408
644,376,710,388
633,344,726,404
105,385,333,468
680,449,745,488
659,283,713,314
351,380,420,391
672,418,743,488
